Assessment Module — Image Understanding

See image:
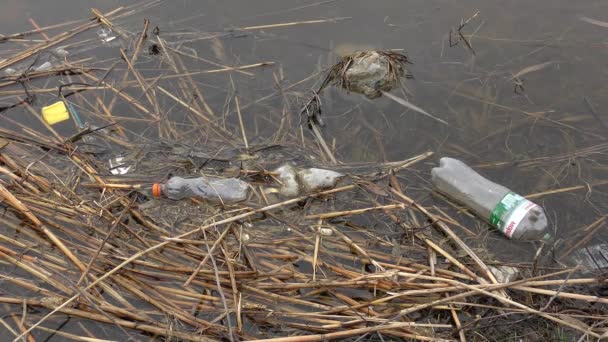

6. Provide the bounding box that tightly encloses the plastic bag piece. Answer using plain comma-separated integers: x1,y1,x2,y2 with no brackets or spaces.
273,165,344,196
297,168,344,192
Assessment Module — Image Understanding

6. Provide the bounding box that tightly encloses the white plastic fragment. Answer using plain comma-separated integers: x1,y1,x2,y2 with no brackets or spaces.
97,28,117,44
275,164,300,197
4,68,18,76
33,61,53,72
52,48,69,58
273,165,344,196
108,156,131,175
488,265,519,283
319,228,333,236
297,168,344,192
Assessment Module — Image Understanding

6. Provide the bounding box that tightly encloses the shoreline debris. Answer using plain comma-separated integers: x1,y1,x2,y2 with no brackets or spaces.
432,157,548,240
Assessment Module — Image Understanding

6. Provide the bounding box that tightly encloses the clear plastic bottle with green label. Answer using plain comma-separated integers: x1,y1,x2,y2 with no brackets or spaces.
431,157,547,240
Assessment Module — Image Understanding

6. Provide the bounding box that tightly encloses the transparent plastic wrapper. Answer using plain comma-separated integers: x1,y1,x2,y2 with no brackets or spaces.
97,28,118,44
108,156,131,175
152,176,249,204
431,157,548,240
273,165,344,196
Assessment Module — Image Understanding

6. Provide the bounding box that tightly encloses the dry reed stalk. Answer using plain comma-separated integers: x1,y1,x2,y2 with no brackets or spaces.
559,215,607,260
0,184,86,272
389,188,503,289
0,6,124,70
305,203,405,219
255,322,452,342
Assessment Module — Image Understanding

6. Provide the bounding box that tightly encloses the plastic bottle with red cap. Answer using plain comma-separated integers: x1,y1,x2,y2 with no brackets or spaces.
152,176,249,204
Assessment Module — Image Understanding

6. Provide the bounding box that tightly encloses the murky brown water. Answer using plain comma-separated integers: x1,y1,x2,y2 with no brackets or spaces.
1,0,607,340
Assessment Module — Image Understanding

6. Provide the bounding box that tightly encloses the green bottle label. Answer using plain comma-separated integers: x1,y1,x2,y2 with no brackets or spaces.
490,192,525,229
490,192,538,238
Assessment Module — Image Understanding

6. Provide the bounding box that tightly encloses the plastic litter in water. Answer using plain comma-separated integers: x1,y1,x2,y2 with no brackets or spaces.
108,156,131,175
97,28,117,44
327,50,411,99
431,157,548,240
153,176,249,204
319,228,333,236
41,101,70,125
273,165,344,196
297,168,344,192
275,164,300,197
489,265,519,283
33,61,53,72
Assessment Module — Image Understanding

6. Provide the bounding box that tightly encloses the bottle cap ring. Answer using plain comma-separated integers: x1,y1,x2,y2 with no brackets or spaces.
152,183,161,197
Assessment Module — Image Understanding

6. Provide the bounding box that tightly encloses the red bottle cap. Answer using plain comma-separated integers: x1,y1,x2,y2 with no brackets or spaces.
152,183,162,197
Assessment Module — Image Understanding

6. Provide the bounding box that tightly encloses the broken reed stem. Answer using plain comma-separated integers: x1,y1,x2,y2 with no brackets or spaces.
234,97,249,151
305,203,405,219
310,122,337,165
241,17,350,31
255,322,452,342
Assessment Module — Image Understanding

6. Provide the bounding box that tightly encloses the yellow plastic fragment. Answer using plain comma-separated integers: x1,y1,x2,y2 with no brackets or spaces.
41,101,70,125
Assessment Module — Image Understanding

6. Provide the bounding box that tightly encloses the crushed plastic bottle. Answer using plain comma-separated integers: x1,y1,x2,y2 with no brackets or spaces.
274,164,344,196
431,157,548,240
152,176,249,204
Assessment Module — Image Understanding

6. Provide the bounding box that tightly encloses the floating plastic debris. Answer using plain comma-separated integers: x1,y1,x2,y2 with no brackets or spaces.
275,164,300,197
152,176,249,204
97,28,117,44
41,101,70,125
319,227,333,236
108,156,131,175
273,165,344,196
298,168,344,192
489,265,519,283
431,157,548,240
330,50,411,99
